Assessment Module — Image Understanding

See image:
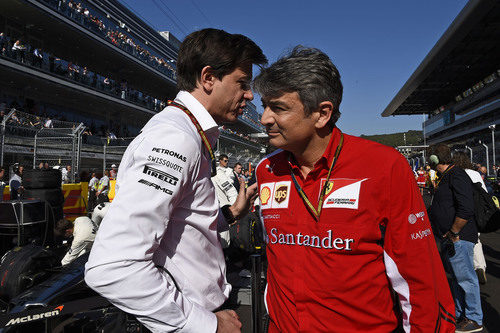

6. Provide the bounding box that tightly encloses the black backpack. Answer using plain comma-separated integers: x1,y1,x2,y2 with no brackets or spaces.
471,182,500,233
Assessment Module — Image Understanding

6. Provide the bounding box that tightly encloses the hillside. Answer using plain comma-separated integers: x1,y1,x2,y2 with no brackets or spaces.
359,130,423,147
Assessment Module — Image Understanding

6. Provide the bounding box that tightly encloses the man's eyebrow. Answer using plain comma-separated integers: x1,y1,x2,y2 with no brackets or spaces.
265,99,289,108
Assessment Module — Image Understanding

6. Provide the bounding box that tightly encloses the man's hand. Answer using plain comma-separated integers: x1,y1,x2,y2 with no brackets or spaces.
443,231,460,243
229,178,258,220
215,310,242,333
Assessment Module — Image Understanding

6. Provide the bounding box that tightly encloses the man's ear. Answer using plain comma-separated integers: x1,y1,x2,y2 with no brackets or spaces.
314,101,334,129
199,66,216,93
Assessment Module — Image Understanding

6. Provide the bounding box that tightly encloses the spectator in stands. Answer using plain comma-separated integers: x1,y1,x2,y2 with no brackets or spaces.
0,166,5,202
12,40,26,63
96,169,110,204
9,164,23,200
32,48,43,68
44,116,53,128
0,32,7,56
30,116,41,128
81,66,89,84
103,77,110,89
9,111,21,125
88,170,99,212
43,162,50,170
38,162,44,170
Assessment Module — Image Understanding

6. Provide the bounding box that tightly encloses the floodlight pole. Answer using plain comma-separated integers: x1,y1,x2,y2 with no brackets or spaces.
480,141,489,176
465,145,473,162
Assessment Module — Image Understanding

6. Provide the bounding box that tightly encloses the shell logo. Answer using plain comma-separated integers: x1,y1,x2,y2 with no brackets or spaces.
260,186,271,205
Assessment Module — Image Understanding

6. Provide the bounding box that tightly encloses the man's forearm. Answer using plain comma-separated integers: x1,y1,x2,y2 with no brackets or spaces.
450,216,468,234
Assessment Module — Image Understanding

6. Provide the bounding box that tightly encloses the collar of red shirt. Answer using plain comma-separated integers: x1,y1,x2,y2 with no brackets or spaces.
288,127,343,180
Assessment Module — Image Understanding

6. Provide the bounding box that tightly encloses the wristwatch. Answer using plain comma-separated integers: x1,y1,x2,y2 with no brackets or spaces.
448,230,460,238
221,205,236,225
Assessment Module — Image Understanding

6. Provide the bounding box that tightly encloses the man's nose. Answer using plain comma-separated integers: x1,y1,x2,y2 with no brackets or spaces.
260,107,273,126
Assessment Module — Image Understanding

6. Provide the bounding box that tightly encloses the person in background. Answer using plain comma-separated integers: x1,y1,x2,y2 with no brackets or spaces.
9,164,23,200
96,170,110,205
453,152,488,285
109,164,117,179
0,166,6,202
88,170,99,212
231,162,243,192
416,166,427,195
428,144,483,332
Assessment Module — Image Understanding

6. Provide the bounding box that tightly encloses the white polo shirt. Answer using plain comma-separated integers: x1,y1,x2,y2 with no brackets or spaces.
85,91,230,333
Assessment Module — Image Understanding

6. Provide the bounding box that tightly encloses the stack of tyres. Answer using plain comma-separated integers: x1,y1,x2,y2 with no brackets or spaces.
22,169,64,245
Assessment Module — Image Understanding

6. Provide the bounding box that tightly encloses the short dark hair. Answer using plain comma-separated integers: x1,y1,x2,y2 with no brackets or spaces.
219,154,228,161
176,29,267,92
253,46,343,129
429,143,452,165
233,162,242,168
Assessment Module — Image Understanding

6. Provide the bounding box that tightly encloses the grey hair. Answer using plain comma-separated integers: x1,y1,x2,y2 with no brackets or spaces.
253,46,343,128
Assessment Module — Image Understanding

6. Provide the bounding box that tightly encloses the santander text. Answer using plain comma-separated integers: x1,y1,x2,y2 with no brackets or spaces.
269,228,354,250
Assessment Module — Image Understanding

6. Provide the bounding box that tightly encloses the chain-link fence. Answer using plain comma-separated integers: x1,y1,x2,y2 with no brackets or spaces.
33,125,85,182
103,137,135,173
0,108,84,180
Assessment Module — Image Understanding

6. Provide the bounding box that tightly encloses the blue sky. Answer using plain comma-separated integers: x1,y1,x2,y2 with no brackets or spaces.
120,0,468,136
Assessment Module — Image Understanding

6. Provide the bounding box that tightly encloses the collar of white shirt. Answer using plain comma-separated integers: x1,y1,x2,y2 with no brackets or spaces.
174,91,218,132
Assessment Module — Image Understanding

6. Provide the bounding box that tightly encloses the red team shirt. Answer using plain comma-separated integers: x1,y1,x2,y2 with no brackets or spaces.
255,128,455,333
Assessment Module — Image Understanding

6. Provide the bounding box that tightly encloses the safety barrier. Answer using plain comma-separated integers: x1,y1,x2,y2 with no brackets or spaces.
2,180,116,221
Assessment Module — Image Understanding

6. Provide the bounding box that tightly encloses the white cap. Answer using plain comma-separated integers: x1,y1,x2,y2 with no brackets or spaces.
111,164,117,168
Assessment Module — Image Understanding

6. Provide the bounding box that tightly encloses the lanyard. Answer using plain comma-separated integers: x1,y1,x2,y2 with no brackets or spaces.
435,164,455,188
167,100,217,177
289,133,344,222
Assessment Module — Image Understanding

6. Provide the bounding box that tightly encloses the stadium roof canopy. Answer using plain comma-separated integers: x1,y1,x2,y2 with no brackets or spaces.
382,0,500,117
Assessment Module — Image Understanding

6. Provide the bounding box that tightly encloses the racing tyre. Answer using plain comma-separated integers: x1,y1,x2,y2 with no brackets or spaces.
0,244,60,302
23,188,65,207
22,169,61,189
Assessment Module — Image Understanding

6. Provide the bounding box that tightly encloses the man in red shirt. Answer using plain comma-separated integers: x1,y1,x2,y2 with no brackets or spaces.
253,46,455,332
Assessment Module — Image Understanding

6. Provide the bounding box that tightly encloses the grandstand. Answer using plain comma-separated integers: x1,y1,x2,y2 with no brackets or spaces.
382,0,499,174
0,0,266,176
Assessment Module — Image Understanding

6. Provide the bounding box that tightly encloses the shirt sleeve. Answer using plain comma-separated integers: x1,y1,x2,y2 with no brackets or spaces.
84,128,218,333
383,154,455,332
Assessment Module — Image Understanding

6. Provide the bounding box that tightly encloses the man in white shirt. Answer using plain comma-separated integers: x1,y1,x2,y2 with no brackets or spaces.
212,155,239,248
85,28,266,333
61,202,110,266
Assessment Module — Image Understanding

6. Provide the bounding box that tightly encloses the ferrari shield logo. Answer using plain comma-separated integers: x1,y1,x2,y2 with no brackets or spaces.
324,181,334,196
